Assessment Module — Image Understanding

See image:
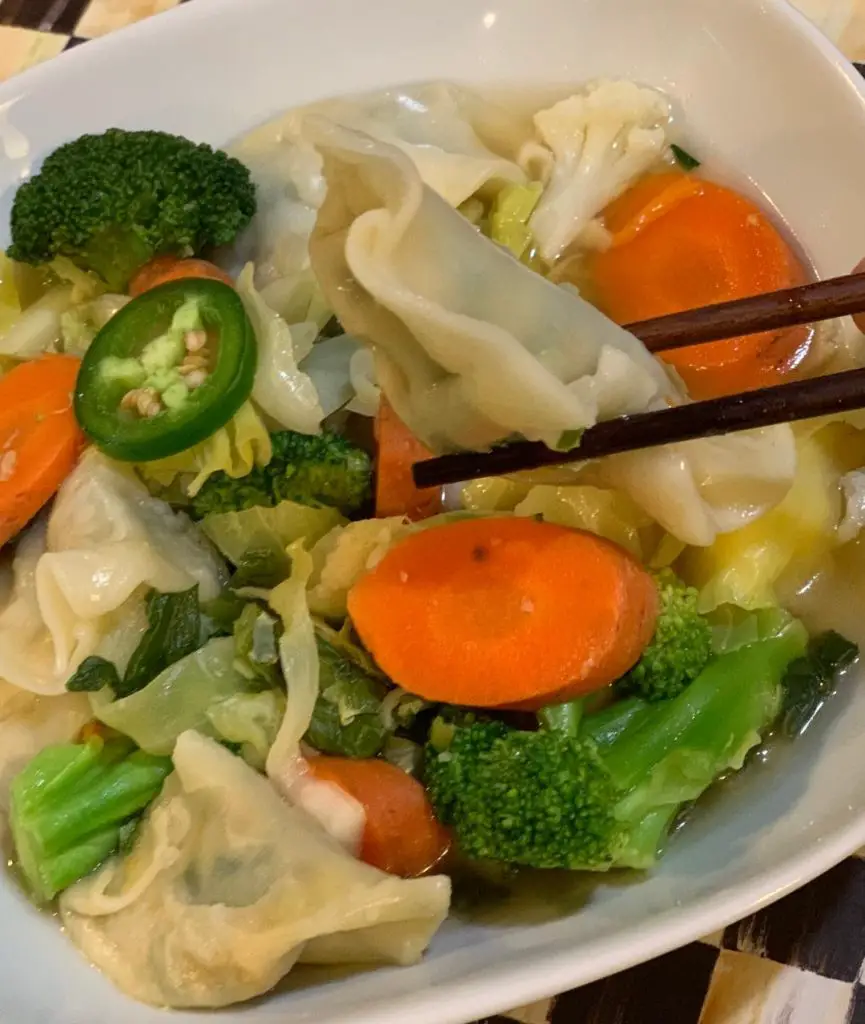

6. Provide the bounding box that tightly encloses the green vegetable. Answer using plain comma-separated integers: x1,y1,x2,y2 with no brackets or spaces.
615,570,712,702
489,182,543,261
670,144,700,171
68,587,206,697
199,591,248,636
778,630,858,737
205,691,285,770
8,128,255,291
230,548,292,590
380,687,433,733
191,429,372,518
201,498,343,569
75,279,256,462
233,603,281,686
577,696,646,749
383,735,424,776
424,626,807,870
119,586,202,698
91,636,256,755
304,635,388,758
709,604,798,655
9,736,171,903
66,656,121,693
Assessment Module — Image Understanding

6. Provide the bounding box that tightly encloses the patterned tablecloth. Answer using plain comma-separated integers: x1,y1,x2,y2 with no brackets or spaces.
2,1,865,1021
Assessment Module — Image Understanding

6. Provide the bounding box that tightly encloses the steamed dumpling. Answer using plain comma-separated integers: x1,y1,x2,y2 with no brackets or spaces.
307,118,675,453
60,731,451,1008
0,451,225,695
306,83,526,207
0,681,90,813
305,119,797,545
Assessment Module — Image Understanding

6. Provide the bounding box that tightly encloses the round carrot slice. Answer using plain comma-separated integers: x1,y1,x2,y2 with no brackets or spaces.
591,177,809,399
347,517,659,709
0,355,85,546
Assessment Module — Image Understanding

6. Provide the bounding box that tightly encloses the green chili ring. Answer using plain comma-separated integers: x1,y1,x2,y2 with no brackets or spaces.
74,278,256,461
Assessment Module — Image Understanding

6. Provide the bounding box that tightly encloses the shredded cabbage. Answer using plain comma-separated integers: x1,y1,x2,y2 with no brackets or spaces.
137,402,272,497
236,263,324,434
90,637,256,755
266,542,319,792
513,484,657,559
0,286,72,358
201,499,344,566
307,517,409,619
488,181,543,261
680,423,854,612
205,691,286,770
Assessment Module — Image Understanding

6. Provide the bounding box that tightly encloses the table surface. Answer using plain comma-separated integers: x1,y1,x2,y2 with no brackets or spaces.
2,0,865,1021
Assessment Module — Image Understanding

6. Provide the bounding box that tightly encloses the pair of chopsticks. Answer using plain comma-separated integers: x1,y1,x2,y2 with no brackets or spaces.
412,273,865,489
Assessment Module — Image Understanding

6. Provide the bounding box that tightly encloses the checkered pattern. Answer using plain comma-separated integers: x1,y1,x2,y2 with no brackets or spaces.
3,0,865,1020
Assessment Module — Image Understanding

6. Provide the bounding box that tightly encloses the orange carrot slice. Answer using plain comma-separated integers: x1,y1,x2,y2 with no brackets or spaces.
0,355,84,546
306,756,451,877
347,517,659,709
375,397,443,521
592,176,808,399
129,255,233,297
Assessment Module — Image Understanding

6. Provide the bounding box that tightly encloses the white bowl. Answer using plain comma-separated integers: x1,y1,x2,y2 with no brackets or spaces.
2,0,865,1021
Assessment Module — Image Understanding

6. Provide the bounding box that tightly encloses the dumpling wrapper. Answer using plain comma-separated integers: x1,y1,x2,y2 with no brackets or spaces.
60,731,450,1009
227,81,527,342
0,682,90,816
306,119,797,545
306,118,674,453
0,452,225,695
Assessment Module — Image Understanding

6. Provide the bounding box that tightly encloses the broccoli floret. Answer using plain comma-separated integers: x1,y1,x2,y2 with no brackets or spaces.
615,569,712,702
191,430,372,518
426,718,624,869
10,736,172,903
424,623,808,871
8,129,255,291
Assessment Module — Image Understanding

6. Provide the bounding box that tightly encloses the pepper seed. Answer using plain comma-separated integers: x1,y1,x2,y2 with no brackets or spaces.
184,330,208,353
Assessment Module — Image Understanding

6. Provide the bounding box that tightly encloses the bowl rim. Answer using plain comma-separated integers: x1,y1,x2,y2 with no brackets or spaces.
3,1,865,1021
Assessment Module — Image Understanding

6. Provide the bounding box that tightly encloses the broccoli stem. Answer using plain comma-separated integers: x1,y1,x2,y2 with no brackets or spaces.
578,697,647,749
10,737,172,903
537,700,583,737
604,629,806,792
82,225,155,292
599,626,808,868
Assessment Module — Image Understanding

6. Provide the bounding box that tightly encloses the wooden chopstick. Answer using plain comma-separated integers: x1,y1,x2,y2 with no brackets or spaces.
626,272,865,352
411,272,865,489
412,367,865,489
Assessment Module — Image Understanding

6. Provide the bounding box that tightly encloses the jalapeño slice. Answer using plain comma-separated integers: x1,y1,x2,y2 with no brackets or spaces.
74,278,256,461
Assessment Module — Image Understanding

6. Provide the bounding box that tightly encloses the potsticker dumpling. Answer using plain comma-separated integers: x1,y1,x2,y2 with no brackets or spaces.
0,451,225,695
60,731,450,1009
307,119,675,453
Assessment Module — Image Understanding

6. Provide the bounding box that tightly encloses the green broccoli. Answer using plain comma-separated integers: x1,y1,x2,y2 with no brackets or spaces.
615,569,712,702
424,622,808,871
10,736,172,903
8,129,255,291
191,429,372,518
